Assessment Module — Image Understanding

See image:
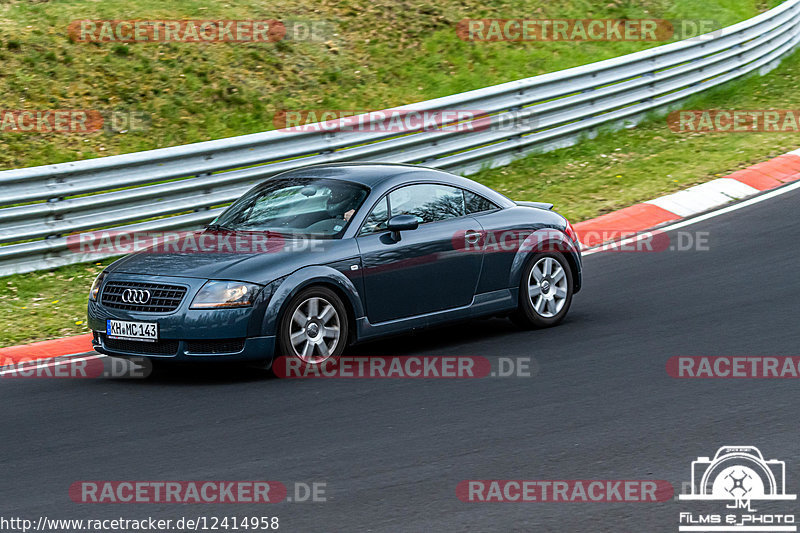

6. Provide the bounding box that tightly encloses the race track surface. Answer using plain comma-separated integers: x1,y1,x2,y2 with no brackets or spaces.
2,185,799,532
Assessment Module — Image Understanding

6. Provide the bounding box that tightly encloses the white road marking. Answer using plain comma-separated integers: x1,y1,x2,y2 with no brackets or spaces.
646,177,760,217
583,178,800,256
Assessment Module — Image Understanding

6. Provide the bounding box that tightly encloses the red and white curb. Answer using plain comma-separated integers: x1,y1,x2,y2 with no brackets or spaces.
0,334,93,367
574,149,800,248
2,149,799,365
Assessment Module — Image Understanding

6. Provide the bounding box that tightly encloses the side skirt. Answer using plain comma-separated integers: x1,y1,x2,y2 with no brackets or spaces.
353,288,518,342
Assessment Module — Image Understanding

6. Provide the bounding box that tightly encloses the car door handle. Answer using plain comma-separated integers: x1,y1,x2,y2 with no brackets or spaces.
464,230,483,247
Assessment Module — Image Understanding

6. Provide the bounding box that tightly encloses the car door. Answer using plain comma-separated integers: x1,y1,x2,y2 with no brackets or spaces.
355,183,484,324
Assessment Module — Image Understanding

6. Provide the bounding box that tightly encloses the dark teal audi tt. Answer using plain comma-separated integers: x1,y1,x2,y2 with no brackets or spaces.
87,163,582,367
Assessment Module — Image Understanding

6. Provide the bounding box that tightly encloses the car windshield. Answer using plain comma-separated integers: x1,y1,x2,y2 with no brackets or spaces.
213,177,369,238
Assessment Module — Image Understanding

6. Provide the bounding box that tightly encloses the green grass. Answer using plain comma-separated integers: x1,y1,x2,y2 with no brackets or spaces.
0,259,114,346
0,0,770,169
0,0,794,346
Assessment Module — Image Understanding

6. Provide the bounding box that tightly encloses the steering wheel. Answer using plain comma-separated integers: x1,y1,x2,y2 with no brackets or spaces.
326,196,352,218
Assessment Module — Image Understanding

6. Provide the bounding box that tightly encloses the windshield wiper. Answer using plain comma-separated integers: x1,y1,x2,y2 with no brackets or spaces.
205,223,236,233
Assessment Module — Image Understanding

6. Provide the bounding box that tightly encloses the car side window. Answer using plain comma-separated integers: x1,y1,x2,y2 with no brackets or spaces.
463,189,498,214
359,196,390,235
388,184,465,224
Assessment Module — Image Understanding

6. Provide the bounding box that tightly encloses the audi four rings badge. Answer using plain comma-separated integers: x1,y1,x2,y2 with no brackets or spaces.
121,289,151,304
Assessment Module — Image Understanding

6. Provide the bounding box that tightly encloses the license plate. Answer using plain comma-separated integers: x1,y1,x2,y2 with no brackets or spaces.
106,319,158,342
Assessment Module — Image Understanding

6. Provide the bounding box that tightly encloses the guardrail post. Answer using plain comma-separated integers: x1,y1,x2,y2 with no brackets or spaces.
45,196,64,239
193,173,213,212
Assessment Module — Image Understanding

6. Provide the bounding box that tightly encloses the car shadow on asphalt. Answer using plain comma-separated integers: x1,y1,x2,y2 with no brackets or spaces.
98,316,536,386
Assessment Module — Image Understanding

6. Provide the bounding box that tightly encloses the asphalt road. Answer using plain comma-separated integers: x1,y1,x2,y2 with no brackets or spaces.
2,185,799,532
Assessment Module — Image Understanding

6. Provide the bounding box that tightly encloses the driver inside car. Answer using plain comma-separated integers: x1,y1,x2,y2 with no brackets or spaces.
304,187,360,234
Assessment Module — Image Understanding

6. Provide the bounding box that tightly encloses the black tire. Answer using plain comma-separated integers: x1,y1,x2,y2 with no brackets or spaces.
277,285,349,365
511,252,574,329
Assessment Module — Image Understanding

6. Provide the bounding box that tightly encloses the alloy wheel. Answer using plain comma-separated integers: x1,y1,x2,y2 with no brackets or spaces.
527,257,568,318
288,296,341,364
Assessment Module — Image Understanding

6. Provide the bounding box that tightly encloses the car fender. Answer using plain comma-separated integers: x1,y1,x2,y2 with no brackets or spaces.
260,265,365,337
508,228,581,290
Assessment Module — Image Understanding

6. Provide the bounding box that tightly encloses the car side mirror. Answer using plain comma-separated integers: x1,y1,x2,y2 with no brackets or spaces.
386,215,419,241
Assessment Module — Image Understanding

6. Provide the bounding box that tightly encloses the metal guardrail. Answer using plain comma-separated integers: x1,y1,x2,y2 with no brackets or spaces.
2,0,800,276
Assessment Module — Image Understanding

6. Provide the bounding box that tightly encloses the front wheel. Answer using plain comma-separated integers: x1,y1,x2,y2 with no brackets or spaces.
277,286,349,365
511,252,574,329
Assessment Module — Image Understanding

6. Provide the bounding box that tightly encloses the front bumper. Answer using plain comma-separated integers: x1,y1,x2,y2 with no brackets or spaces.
87,273,277,362
92,332,276,362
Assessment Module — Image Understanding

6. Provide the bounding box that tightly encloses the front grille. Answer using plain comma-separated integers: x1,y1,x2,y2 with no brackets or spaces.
101,281,187,313
102,335,179,355
185,339,245,354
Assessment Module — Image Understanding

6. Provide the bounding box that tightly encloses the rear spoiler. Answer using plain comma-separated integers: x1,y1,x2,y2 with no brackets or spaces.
515,200,554,210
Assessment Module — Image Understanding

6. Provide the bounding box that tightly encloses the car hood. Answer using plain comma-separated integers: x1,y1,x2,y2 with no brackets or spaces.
108,233,360,283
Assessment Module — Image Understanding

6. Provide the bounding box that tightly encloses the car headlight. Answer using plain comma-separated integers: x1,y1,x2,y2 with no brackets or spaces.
190,280,262,309
89,272,106,301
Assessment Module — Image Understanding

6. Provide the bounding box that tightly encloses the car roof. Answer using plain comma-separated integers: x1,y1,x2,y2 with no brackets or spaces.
272,162,448,187
269,162,516,209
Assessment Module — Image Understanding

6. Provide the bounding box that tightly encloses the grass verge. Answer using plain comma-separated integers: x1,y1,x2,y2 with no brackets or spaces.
0,260,113,347
0,0,769,168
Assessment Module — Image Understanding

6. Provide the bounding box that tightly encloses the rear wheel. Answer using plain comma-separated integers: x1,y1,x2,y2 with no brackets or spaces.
278,286,349,365
511,252,573,329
